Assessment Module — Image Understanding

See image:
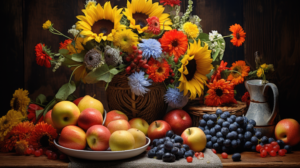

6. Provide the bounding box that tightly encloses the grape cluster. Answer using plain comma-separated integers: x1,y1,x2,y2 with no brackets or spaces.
147,130,195,162
125,46,149,74
199,109,264,153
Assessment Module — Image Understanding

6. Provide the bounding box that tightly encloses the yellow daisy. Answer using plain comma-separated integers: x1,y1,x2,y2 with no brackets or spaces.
113,29,139,53
10,89,30,116
178,40,213,99
76,2,125,44
42,20,52,30
182,22,199,39
0,110,23,141
123,0,172,34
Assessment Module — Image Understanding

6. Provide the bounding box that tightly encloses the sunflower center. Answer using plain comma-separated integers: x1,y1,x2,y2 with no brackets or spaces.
13,98,20,110
40,134,50,147
3,119,8,125
171,40,178,47
157,67,164,73
236,32,240,39
216,88,223,97
133,13,148,28
92,20,114,36
232,66,242,78
185,59,197,81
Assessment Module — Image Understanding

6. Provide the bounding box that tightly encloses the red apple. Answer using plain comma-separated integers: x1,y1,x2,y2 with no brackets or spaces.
58,125,86,150
107,119,131,134
181,127,206,152
147,120,172,141
44,109,54,127
163,109,192,135
77,108,103,131
104,110,128,127
86,125,111,151
275,118,300,146
73,97,83,106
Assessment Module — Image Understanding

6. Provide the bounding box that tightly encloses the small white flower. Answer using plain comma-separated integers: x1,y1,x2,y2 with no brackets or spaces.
209,33,214,41
217,34,222,39
222,43,225,46
213,49,216,52
212,30,218,35
211,43,215,48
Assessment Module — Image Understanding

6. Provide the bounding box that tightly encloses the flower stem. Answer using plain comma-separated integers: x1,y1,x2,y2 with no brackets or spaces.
223,35,232,38
69,65,82,83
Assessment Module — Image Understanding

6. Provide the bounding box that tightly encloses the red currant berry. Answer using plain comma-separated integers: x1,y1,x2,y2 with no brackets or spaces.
278,149,286,156
137,55,143,60
174,57,178,63
269,150,277,157
260,146,265,153
34,150,41,157
133,58,138,64
47,152,53,159
120,52,123,55
125,57,131,62
221,152,228,159
273,145,280,152
131,69,135,73
270,141,278,146
45,150,52,156
265,144,272,148
130,62,136,68
143,64,149,69
265,146,272,153
169,69,173,73
260,150,267,158
194,152,199,157
59,153,67,160
256,144,262,152
282,149,287,154
171,73,175,76
211,149,217,154
132,45,137,50
199,152,204,158
29,145,33,148
186,156,193,163
25,148,32,155
138,50,143,54
170,79,174,83
52,153,58,160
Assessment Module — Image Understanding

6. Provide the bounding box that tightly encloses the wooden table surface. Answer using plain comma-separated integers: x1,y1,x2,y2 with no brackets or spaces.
1,151,300,168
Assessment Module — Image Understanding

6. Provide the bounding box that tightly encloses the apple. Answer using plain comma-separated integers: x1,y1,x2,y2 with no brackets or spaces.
147,120,172,141
181,127,207,152
58,125,86,150
109,130,135,151
104,110,128,127
275,118,300,146
163,109,192,135
44,109,54,127
86,125,111,151
129,118,149,135
73,97,83,106
107,119,131,134
77,108,103,131
128,128,146,148
78,95,104,115
52,101,80,130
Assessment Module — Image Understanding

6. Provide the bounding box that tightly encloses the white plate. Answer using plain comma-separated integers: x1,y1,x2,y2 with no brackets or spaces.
54,137,150,161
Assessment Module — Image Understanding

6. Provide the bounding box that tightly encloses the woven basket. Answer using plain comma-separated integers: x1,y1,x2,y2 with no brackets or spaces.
106,71,168,124
184,100,247,127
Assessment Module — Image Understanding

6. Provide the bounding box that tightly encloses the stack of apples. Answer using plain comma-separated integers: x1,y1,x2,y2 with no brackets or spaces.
46,95,150,151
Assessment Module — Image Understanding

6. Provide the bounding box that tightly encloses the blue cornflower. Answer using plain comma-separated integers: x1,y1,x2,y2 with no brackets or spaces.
138,39,162,60
128,71,152,96
164,87,189,108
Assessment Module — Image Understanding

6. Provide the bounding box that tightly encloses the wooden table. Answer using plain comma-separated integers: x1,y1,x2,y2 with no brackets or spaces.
1,151,300,168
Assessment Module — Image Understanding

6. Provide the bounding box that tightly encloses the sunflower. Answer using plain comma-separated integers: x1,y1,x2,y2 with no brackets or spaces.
113,28,139,53
0,121,34,152
229,23,246,47
29,122,57,149
0,110,24,142
227,60,250,85
146,57,170,83
159,29,188,63
178,40,213,99
182,22,199,39
76,2,125,44
123,0,172,34
204,79,237,106
10,88,30,116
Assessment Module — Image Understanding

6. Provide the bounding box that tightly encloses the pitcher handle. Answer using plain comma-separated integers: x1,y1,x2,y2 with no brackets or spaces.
263,83,279,124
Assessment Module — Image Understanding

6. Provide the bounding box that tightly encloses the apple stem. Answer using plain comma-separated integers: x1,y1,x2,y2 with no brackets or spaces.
189,128,191,135
155,121,158,127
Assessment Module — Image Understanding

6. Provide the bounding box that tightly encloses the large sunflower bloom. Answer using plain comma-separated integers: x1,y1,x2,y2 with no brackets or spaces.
227,60,250,85
159,29,188,63
10,88,30,116
204,79,237,106
71,65,88,83
146,57,170,83
29,122,57,150
178,40,213,99
123,0,172,34
76,2,125,44
229,23,246,47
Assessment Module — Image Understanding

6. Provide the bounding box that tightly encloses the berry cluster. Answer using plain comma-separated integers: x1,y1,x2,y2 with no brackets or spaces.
147,130,196,162
256,139,291,157
22,145,67,160
125,46,149,74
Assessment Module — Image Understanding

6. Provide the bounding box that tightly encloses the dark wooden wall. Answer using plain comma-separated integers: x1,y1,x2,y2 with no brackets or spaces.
2,0,300,123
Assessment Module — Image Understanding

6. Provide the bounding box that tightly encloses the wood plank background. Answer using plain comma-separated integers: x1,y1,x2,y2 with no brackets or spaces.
1,0,300,124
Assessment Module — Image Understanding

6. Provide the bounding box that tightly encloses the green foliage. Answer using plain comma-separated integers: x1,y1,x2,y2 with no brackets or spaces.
55,81,76,101
36,94,47,105
35,109,44,121
84,64,121,85
71,51,86,62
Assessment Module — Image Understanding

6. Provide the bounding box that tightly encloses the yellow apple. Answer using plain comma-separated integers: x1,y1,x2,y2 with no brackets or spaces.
52,101,80,130
104,110,128,127
181,127,207,152
109,130,135,151
78,95,104,115
129,118,149,135
107,119,131,134
127,128,146,148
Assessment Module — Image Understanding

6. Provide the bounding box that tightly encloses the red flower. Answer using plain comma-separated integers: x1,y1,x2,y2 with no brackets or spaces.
59,39,72,49
241,91,250,106
146,16,160,35
210,60,229,82
27,104,44,123
160,0,181,7
29,122,57,150
146,57,170,83
35,43,52,68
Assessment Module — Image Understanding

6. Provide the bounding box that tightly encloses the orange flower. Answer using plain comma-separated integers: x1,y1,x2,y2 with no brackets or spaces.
59,39,72,49
210,60,229,82
146,57,170,83
229,24,246,47
0,121,34,152
35,43,52,68
146,16,160,35
29,122,57,150
227,60,250,85
205,79,237,106
242,91,250,106
159,29,188,63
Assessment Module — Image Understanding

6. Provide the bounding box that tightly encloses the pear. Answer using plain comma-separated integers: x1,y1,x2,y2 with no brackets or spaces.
77,95,104,115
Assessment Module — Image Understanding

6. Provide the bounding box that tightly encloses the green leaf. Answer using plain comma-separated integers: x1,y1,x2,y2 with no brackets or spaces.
109,68,119,75
198,33,209,42
212,48,221,61
62,57,80,66
221,69,231,79
36,94,47,105
35,109,44,121
118,64,127,69
84,64,110,83
206,69,214,80
59,49,69,55
71,52,85,62
55,81,76,101
42,99,57,117
67,94,77,102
